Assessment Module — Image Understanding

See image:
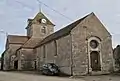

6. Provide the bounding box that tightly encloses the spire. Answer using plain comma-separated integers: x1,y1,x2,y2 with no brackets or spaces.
37,0,42,12
39,1,42,12
34,12,55,26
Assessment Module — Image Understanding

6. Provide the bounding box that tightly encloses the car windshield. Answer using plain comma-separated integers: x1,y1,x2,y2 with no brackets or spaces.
48,63,57,68
51,64,57,67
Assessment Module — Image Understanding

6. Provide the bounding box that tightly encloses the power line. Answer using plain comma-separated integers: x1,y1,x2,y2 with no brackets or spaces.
14,0,73,21
5,1,120,36
36,0,73,21
14,0,34,10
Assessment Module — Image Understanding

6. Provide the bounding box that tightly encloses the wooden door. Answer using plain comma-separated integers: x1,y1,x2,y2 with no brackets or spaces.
90,51,101,71
14,60,18,69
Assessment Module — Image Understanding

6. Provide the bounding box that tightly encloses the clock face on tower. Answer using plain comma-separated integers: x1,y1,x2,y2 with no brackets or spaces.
41,18,47,23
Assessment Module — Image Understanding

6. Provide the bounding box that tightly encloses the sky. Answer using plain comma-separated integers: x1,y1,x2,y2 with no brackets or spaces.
0,0,120,55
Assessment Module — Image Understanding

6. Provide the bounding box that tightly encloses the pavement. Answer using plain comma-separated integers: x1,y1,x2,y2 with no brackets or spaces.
0,71,120,81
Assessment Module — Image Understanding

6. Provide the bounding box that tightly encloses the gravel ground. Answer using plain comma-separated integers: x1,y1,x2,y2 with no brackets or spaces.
0,71,83,81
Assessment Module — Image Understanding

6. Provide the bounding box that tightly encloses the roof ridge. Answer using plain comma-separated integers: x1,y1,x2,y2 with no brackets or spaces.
33,11,55,26
8,35,28,37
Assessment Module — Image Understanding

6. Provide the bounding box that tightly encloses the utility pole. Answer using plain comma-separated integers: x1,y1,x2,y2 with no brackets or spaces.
0,30,8,37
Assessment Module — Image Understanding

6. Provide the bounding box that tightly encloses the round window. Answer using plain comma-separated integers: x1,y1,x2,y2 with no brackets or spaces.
90,40,99,49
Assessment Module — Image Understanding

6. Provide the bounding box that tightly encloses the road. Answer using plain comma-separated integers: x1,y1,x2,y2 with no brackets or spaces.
0,71,83,81
0,71,120,81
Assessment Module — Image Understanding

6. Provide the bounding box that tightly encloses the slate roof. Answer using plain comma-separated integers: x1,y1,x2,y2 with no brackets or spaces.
21,38,42,48
7,35,29,44
34,13,93,48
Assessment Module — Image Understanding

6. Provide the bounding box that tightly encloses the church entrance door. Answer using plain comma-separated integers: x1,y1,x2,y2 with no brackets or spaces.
14,60,18,70
90,51,101,71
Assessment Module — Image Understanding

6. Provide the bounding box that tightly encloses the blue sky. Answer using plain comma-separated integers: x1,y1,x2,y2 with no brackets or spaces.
0,0,120,56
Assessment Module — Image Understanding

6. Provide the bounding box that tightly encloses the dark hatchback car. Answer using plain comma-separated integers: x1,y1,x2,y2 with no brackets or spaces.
41,63,60,76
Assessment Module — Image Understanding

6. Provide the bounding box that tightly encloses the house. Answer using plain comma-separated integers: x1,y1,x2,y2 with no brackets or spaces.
1,12,55,71
1,12,114,76
1,35,29,70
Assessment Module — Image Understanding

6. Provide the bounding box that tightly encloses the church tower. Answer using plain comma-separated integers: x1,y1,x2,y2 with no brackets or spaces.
26,12,55,39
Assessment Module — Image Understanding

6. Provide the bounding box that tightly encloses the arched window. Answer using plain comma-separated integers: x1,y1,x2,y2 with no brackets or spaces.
43,45,46,58
54,40,57,56
41,26,46,34
88,36,101,49
90,40,99,49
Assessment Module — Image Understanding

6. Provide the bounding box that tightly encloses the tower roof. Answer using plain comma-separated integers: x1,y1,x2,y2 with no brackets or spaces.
26,12,55,29
34,12,55,25
7,35,29,44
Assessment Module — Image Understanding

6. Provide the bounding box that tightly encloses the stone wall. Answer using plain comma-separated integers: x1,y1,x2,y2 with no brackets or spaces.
36,34,72,75
29,24,54,38
71,22,88,75
18,48,36,70
54,35,72,75
3,44,22,70
36,46,44,70
71,13,114,75
27,26,33,37
3,50,10,70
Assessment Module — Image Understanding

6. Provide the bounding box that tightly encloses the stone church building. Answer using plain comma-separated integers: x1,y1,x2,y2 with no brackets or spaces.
1,12,114,76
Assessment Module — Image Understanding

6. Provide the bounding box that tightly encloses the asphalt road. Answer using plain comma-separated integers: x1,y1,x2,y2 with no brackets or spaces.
0,71,120,81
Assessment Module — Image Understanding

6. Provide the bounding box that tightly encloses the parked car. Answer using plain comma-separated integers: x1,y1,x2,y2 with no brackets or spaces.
41,63,60,76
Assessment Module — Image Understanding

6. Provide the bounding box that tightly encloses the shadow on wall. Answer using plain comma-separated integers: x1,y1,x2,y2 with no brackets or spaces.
21,53,36,70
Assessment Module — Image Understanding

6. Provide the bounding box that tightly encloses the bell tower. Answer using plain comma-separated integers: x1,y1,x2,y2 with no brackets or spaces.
26,12,55,39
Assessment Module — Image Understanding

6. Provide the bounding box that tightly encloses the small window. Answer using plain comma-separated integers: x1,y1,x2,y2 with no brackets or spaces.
90,40,99,49
54,40,57,56
43,45,46,58
41,26,46,33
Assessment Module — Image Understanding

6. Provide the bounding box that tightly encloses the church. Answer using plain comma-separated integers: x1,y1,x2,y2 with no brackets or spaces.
1,12,114,76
